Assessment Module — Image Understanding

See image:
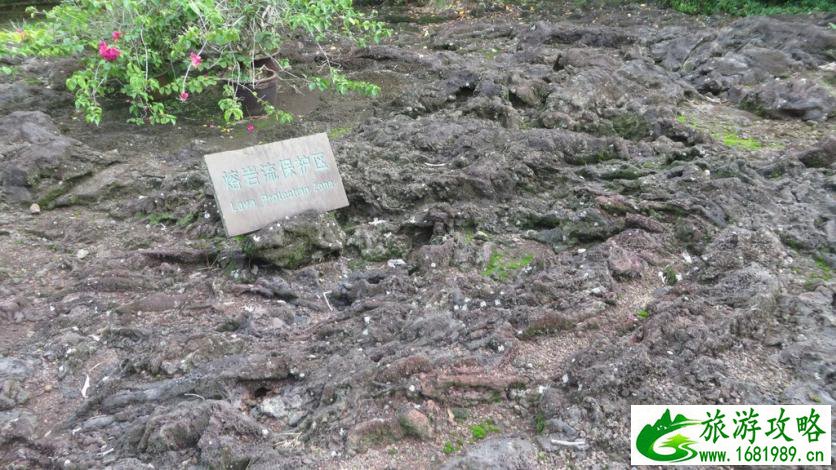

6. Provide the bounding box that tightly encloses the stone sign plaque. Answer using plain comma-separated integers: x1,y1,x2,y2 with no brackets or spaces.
204,133,348,236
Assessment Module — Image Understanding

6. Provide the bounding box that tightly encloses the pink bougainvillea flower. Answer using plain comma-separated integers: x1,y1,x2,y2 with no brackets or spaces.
246,122,255,134
189,52,202,68
179,91,189,102
112,31,122,41
98,41,121,61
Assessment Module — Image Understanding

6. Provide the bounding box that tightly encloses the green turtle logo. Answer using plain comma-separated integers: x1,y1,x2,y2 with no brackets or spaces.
636,409,701,462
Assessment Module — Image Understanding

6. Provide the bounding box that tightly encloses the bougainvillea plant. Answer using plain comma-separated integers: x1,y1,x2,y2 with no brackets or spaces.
1,0,389,125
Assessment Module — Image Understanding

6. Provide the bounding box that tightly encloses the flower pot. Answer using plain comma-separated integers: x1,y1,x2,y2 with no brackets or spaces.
224,57,281,117
235,72,279,117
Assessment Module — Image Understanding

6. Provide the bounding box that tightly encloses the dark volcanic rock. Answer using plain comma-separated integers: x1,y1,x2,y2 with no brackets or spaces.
397,406,433,439
732,79,835,121
137,400,267,468
249,210,346,269
1,5,834,470
796,135,835,168
653,16,836,119
440,437,538,470
0,82,71,116
0,111,116,205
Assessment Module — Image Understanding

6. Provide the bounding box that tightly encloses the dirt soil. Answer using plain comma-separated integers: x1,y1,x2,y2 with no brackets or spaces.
0,1,834,469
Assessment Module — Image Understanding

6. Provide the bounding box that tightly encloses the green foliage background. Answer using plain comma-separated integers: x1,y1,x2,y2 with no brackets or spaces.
1,0,389,125
660,0,836,15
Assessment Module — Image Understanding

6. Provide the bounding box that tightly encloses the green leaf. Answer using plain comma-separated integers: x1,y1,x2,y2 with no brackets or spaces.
8,0,388,126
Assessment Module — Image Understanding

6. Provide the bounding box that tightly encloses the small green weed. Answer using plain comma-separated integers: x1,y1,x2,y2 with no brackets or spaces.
663,266,678,286
470,420,501,441
535,413,546,434
483,251,534,280
483,48,499,60
145,212,177,225
676,114,771,152
176,212,198,227
814,256,832,281
636,308,650,319
235,234,257,257
805,255,833,290
721,131,762,151
442,441,458,455
327,126,353,140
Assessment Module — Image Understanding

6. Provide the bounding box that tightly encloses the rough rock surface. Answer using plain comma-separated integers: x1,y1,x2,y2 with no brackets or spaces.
0,111,117,205
440,437,538,469
0,2,833,469
250,211,346,269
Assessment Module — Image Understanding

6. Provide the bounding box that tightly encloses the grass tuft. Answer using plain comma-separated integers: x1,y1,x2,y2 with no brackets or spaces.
483,251,534,281
470,420,501,440
721,132,762,151
442,441,458,455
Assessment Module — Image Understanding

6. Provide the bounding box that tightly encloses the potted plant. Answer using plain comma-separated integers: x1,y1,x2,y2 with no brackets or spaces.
4,0,390,125
233,62,280,117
